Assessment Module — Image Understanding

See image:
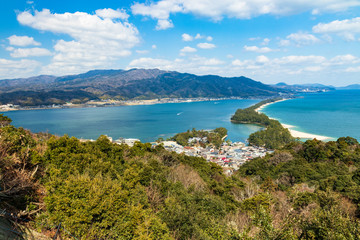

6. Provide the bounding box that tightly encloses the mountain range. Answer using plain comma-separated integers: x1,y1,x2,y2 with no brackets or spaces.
272,82,335,92
0,69,286,106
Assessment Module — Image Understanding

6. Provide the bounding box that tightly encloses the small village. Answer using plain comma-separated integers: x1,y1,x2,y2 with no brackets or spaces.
156,140,273,175
109,136,273,175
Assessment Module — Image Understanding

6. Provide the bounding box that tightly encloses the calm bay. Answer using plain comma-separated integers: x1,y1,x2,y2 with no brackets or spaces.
2,99,262,142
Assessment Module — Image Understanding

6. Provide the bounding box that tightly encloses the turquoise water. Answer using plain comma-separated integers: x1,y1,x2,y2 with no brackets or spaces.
2,99,262,142
262,90,360,140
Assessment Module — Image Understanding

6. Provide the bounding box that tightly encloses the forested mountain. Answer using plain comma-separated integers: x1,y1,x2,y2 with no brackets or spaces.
0,69,287,106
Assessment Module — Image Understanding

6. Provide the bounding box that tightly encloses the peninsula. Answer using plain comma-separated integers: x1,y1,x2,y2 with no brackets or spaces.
254,99,332,141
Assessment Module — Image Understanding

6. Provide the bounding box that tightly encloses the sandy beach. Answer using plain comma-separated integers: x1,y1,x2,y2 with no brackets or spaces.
256,99,333,141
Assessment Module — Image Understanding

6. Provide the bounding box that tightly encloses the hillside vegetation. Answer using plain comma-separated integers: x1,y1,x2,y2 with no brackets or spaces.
169,127,227,148
1,115,360,239
231,99,295,149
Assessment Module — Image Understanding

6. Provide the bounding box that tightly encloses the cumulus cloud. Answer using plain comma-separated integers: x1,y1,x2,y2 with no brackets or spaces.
285,32,320,46
244,45,275,53
128,56,224,74
182,33,193,41
95,8,129,20
0,58,41,79
8,47,52,58
256,55,270,63
131,0,360,29
197,42,216,49
128,54,359,85
17,9,139,75
156,19,174,30
180,46,197,56
195,33,203,39
181,33,213,42
131,0,182,30
230,54,359,77
313,17,360,41
8,35,41,46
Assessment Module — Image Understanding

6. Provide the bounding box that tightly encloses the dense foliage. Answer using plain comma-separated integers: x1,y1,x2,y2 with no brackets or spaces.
1,115,360,239
0,113,12,127
231,99,295,149
169,127,228,148
0,90,98,106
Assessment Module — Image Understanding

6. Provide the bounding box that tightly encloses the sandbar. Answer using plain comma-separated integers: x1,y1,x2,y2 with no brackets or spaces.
257,99,333,141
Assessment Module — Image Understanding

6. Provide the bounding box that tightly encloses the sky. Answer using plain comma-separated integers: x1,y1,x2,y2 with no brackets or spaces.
1,0,360,86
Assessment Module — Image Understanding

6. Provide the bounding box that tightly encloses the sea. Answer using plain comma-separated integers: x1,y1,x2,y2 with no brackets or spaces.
3,89,360,142
2,99,262,143
261,90,360,141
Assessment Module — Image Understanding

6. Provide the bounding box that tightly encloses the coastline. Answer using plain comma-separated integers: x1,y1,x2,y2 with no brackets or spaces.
256,98,333,141
0,97,245,112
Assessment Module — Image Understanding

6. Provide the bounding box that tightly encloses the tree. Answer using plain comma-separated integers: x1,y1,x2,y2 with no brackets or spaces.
0,114,12,127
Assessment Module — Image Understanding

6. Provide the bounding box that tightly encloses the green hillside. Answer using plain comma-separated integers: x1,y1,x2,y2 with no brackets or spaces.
1,114,360,239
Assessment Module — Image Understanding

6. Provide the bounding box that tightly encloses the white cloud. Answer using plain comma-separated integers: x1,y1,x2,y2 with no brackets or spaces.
195,33,203,39
136,50,150,54
95,8,129,20
8,35,41,46
346,66,360,72
279,39,290,46
313,17,360,41
128,56,224,74
273,55,326,65
0,59,41,79
244,45,275,53
182,33,212,42
261,38,270,45
131,0,182,30
131,0,360,28
152,45,157,49
156,19,174,30
203,58,224,65
256,55,269,63
182,33,193,41
286,32,320,46
197,42,216,49
128,57,174,70
180,46,197,56
128,54,359,85
17,9,139,75
8,47,52,58
249,37,261,41
230,54,359,77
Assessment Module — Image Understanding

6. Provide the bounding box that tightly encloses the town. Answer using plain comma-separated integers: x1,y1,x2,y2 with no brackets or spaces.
108,136,273,175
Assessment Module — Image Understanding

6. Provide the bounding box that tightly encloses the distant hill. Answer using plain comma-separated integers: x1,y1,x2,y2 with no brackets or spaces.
337,84,360,90
273,82,335,92
0,69,287,106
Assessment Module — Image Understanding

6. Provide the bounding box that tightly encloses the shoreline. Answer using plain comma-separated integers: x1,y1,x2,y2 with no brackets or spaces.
0,97,247,112
256,98,333,141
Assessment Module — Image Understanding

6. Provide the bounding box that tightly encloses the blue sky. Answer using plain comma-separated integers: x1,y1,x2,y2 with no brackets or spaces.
1,0,360,86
